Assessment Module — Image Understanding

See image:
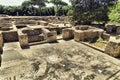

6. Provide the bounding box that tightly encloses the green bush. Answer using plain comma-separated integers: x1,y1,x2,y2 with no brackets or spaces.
109,2,120,23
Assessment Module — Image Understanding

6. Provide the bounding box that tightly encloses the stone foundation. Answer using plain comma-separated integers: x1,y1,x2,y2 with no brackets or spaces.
0,32,3,50
117,27,120,35
101,32,110,41
105,37,120,57
18,30,28,47
42,28,57,42
28,34,44,43
62,28,74,40
74,30,84,42
2,31,18,42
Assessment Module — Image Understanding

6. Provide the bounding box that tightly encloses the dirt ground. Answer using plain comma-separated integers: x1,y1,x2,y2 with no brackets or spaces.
0,40,120,80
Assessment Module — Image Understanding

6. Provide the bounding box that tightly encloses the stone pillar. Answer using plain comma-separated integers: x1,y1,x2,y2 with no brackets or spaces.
62,28,74,40
0,32,3,49
105,37,120,57
18,30,28,48
74,30,84,42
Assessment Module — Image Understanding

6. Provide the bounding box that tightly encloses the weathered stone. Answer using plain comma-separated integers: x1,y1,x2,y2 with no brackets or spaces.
18,30,28,47
0,32,3,49
42,28,57,42
101,32,110,41
62,28,74,40
117,27,120,34
105,25,117,33
22,29,42,36
74,30,84,42
79,25,89,30
15,20,37,26
2,31,18,42
38,21,48,26
105,37,120,57
28,34,44,43
84,30,99,42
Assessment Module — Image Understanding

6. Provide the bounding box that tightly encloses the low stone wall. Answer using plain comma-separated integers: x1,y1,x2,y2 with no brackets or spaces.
105,37,120,57
74,30,99,42
117,27,120,34
2,31,18,42
18,30,28,47
15,20,37,26
37,21,48,26
101,32,110,41
22,28,42,36
22,28,44,43
42,28,57,42
28,34,44,43
105,25,117,33
74,30,84,42
0,32,3,50
62,28,74,40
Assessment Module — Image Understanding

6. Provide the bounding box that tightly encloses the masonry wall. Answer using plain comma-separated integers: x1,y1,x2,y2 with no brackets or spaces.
2,31,18,42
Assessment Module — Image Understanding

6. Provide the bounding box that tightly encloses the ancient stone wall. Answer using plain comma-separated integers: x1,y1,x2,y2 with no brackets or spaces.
62,28,74,40
105,37,120,57
18,30,28,47
2,31,18,42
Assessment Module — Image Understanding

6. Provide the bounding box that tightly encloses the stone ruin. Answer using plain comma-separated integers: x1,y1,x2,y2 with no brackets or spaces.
105,36,120,57
62,25,104,43
0,16,120,58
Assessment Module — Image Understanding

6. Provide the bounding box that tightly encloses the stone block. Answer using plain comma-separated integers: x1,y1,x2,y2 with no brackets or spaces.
18,30,28,47
42,28,57,42
105,37,120,57
117,27,120,34
101,32,110,41
74,30,84,42
2,31,18,42
22,29,42,36
62,28,74,40
105,25,117,33
0,32,3,49
79,25,89,30
84,30,99,42
28,34,44,43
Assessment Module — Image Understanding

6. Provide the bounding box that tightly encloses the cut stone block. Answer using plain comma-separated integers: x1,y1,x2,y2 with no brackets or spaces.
18,30,28,47
117,27,120,34
2,31,18,42
22,29,42,36
79,25,89,30
105,25,117,33
28,34,44,43
0,32,3,49
62,28,74,40
101,32,110,41
84,30,99,42
74,30,84,42
105,37,120,57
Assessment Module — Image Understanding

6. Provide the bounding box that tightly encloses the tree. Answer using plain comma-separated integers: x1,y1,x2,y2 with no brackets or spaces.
30,0,48,16
50,0,68,16
70,0,118,25
109,2,120,23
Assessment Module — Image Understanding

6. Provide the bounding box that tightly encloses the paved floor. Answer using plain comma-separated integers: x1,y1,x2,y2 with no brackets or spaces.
0,40,120,80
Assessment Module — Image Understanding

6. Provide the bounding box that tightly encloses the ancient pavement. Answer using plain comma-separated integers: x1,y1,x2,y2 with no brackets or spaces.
0,40,120,80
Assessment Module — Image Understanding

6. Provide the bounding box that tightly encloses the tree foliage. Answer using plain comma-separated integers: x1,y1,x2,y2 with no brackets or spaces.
109,2,120,23
70,0,118,24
